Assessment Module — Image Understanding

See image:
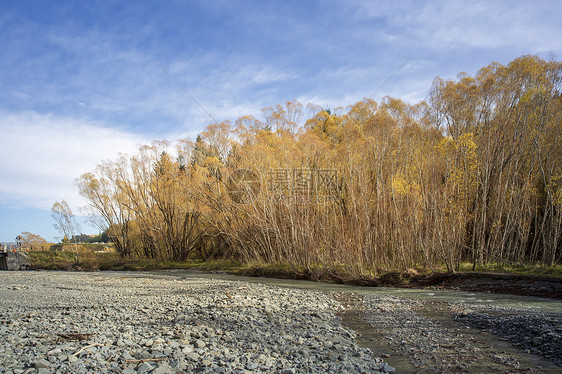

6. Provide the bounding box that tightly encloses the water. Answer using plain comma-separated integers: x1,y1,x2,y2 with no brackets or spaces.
335,292,420,373
147,270,562,313
115,270,562,372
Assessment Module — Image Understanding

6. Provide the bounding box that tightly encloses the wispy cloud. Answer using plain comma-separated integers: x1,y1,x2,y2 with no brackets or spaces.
252,68,299,85
348,0,562,53
0,111,149,210
1,0,561,240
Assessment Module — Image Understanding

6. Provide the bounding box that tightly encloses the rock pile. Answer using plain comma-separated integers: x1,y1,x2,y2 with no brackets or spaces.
0,272,390,373
454,310,562,365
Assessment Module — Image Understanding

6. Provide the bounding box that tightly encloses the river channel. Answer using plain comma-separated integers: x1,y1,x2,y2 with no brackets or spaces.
123,270,561,373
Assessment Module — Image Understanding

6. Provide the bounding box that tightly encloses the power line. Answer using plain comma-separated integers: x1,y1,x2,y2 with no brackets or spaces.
151,56,218,124
368,55,413,100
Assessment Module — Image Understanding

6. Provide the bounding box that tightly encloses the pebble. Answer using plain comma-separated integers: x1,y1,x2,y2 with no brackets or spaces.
362,293,562,371
194,339,206,348
34,358,50,369
0,272,382,373
454,308,561,365
152,363,174,374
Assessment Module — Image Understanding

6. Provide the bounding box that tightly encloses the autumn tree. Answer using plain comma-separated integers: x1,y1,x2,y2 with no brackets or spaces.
51,200,80,264
429,55,562,267
76,167,135,257
18,232,49,250
76,55,561,273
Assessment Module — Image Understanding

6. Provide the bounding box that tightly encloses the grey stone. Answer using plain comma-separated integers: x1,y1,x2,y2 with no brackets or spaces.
0,272,425,373
34,359,50,369
246,362,258,370
47,348,62,356
194,339,206,348
181,346,193,354
152,363,174,374
382,362,395,372
116,339,126,347
185,352,200,361
152,351,166,359
136,362,153,373
134,351,152,360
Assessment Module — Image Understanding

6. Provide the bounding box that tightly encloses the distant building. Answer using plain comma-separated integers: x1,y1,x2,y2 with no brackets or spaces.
0,242,17,252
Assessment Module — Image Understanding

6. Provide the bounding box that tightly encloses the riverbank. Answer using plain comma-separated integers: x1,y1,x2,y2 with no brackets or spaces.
27,251,562,299
359,293,561,372
0,271,388,373
1,271,560,373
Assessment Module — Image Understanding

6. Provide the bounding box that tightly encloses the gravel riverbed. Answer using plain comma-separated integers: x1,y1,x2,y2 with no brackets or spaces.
0,272,387,374
1,271,560,373
361,294,561,373
453,307,561,365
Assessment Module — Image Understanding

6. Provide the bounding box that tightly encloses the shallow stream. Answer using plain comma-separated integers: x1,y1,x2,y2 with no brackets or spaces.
147,270,562,312
122,270,562,373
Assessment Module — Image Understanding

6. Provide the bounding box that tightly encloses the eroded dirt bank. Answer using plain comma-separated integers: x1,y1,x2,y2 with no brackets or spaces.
238,268,562,299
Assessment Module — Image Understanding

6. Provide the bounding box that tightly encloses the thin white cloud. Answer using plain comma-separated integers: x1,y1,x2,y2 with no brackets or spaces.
347,0,562,53
25,30,304,135
417,2,560,51
252,68,300,85
207,102,265,124
11,91,31,101
296,93,362,112
0,0,560,242
0,111,149,211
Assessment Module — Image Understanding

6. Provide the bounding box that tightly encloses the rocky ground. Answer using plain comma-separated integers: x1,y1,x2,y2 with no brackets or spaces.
453,307,561,365
360,294,561,373
1,271,560,374
0,272,388,374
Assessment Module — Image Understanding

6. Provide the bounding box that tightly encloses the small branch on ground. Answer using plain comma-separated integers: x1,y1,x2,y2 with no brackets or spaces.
126,358,167,363
56,333,94,341
72,343,103,356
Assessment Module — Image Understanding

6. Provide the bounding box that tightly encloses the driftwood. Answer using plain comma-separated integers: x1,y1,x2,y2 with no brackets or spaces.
56,333,94,341
125,358,167,363
72,343,103,356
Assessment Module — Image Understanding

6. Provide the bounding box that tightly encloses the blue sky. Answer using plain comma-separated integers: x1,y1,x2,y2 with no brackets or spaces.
1,0,561,242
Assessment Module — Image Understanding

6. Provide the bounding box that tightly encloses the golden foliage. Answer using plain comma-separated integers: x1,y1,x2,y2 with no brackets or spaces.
77,55,562,271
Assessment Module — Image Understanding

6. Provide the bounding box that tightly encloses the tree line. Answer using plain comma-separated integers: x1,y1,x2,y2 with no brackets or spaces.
76,55,561,273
